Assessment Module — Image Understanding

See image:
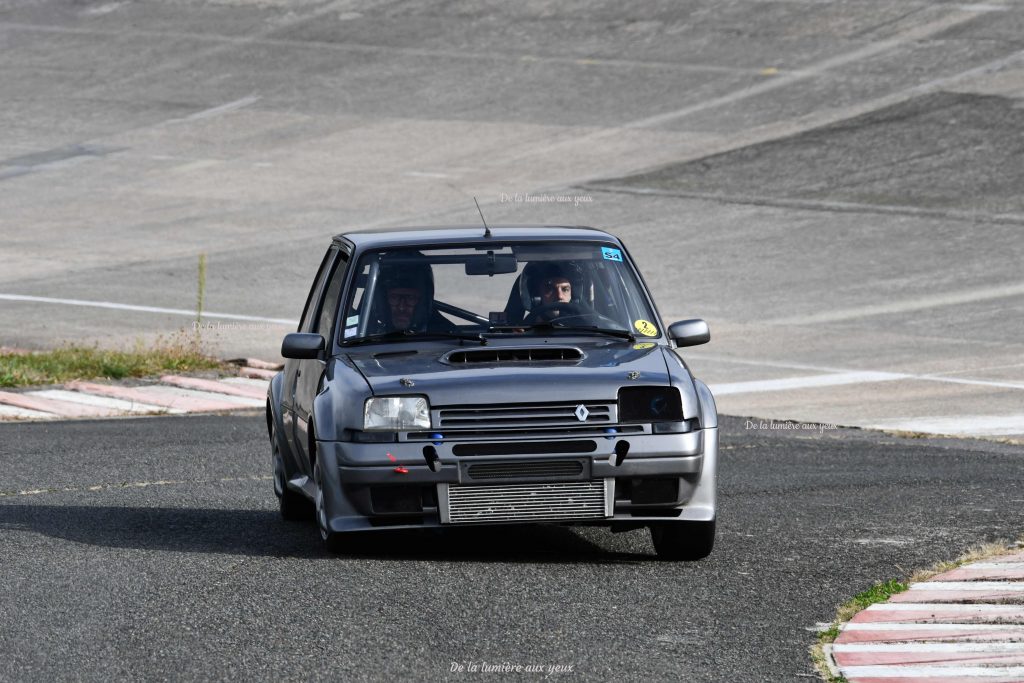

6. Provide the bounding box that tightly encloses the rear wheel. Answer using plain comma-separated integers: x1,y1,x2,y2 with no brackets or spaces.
314,459,345,553
272,427,313,521
650,520,715,561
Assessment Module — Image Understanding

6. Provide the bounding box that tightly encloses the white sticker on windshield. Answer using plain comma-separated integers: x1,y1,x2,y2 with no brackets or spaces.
346,315,359,326
344,326,357,338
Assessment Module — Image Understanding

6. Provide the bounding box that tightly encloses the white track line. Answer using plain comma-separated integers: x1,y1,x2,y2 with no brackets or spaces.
0,404,53,419
840,665,1024,677
909,582,1024,592
770,282,1024,326
175,95,260,122
843,624,1019,631
865,603,1024,612
29,389,179,414
865,416,1024,437
692,355,1024,394
134,385,264,408
0,475,274,498
0,293,297,326
835,643,1024,653
709,371,906,395
221,377,272,388
964,564,1024,570
623,9,988,130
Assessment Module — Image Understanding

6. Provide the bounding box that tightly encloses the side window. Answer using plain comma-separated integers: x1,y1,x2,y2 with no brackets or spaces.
316,251,349,343
342,262,372,340
298,249,335,333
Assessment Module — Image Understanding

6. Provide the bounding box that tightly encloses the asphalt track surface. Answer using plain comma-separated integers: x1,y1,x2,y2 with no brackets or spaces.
2,415,1022,682
3,0,1024,439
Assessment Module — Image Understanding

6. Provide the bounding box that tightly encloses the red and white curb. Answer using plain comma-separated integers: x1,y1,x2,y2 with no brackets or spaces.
0,359,279,421
828,551,1024,682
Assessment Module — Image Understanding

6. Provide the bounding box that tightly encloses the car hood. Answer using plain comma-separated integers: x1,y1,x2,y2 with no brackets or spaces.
345,341,676,405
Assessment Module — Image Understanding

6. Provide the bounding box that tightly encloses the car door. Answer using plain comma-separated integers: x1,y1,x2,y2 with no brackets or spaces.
281,248,334,463
292,247,349,476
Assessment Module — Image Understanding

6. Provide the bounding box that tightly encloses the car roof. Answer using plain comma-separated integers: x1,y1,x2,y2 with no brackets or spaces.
332,225,619,250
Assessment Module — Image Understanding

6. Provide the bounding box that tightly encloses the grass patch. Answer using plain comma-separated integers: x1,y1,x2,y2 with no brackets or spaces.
0,334,224,388
835,578,908,623
809,579,908,683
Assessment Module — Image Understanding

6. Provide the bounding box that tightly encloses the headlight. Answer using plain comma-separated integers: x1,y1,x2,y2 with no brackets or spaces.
363,396,430,431
618,387,683,422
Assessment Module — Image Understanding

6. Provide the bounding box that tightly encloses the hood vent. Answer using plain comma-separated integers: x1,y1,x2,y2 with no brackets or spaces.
444,347,583,364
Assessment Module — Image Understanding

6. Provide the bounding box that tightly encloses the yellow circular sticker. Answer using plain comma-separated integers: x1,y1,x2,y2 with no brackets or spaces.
633,342,655,350
633,319,658,337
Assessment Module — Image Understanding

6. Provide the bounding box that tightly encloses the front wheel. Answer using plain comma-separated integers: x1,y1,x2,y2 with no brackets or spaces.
272,430,313,521
649,520,715,561
314,459,345,553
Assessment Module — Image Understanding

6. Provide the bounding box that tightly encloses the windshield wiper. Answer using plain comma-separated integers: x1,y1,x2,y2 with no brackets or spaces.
344,330,487,346
496,322,637,342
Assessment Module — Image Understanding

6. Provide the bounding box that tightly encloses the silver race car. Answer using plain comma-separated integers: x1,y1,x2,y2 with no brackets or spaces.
267,225,717,560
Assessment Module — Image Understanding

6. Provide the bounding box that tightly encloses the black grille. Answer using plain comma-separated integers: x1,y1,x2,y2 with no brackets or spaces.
438,402,613,429
445,347,582,364
467,461,584,480
453,440,597,457
407,424,644,441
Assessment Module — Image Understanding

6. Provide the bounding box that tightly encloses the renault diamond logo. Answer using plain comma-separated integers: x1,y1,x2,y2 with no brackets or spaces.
574,404,590,422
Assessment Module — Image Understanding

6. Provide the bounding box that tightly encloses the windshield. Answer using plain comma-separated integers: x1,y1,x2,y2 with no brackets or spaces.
339,242,661,343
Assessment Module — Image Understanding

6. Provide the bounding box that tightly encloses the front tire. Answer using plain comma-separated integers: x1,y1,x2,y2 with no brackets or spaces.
650,520,716,561
314,459,345,553
272,429,313,521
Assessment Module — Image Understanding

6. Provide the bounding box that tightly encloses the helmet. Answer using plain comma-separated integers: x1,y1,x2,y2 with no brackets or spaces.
374,258,434,332
519,261,583,311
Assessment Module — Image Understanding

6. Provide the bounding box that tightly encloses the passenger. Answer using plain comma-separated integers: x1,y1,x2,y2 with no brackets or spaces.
374,262,455,334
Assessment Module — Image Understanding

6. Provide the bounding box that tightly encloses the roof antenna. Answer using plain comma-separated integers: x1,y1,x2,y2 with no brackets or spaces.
473,197,492,238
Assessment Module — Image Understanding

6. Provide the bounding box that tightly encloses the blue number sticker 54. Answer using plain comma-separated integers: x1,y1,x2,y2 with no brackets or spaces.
601,247,623,262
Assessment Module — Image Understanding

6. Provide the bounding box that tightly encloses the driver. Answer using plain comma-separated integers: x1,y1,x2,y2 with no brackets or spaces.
538,271,572,305
522,262,577,322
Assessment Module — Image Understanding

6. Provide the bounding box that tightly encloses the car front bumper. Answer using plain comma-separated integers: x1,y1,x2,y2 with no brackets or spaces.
315,427,718,533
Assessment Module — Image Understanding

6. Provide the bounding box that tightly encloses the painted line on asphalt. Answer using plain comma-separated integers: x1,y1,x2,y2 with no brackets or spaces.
962,564,1024,570
768,282,1024,326
0,404,53,420
69,381,249,412
159,375,267,400
932,566,1024,581
864,415,1024,437
862,603,1024,614
133,385,264,409
693,354,1024,394
853,604,1024,624
174,95,261,122
842,623,1024,631
0,389,120,418
709,370,907,395
222,377,273,388
908,582,1024,592
835,643,1024,653
840,664,1024,677
28,389,177,415
0,475,274,498
622,8,988,130
588,184,1024,227
0,293,298,325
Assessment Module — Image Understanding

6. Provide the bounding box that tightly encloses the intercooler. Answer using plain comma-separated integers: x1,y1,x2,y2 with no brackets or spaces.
438,479,614,524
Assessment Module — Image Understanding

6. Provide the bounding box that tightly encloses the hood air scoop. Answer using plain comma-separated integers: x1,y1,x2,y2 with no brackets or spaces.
444,347,584,364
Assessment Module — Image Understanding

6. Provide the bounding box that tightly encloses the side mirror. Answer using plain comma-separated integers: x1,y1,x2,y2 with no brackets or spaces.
281,332,325,359
668,319,710,347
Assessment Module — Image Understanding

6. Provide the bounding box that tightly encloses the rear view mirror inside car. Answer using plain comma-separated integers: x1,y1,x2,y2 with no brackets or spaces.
464,253,518,276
